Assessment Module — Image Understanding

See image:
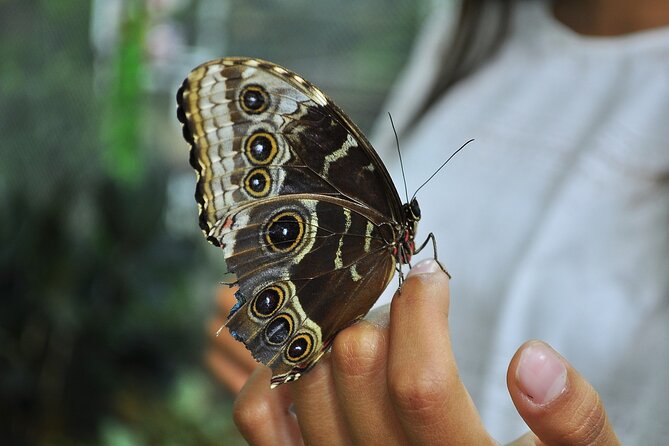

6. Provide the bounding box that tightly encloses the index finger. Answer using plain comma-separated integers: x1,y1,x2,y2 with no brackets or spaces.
387,259,495,445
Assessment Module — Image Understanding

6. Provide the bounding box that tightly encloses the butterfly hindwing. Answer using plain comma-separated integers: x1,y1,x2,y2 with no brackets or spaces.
222,195,395,386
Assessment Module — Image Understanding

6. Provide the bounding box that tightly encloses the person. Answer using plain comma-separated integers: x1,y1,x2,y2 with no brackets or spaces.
207,0,669,443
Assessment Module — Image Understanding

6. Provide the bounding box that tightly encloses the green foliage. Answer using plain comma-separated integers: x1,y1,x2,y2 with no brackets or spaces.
1,173,207,444
0,1,241,444
0,0,422,444
0,0,99,203
100,0,148,184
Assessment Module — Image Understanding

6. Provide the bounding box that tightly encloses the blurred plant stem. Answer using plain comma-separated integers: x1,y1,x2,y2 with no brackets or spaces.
101,0,147,185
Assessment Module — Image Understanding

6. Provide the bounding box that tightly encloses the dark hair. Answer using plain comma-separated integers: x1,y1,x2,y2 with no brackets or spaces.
407,0,514,131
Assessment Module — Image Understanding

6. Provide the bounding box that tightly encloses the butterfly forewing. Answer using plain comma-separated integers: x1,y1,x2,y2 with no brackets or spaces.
177,57,407,386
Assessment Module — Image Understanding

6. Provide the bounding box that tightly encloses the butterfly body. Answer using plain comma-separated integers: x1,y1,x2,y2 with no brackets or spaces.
177,57,423,387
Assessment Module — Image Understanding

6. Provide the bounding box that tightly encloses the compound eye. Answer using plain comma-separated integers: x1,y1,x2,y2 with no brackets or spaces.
410,198,421,220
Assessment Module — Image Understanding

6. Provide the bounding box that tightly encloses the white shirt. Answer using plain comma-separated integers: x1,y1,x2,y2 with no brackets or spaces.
372,1,669,443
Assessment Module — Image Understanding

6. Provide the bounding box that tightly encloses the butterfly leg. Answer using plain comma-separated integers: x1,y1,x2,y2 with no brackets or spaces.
396,263,405,287
413,233,451,279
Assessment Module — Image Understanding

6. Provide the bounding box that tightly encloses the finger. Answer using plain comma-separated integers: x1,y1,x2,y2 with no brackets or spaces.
205,346,253,394
208,316,258,372
216,285,239,313
330,321,408,444
387,259,495,445
211,286,259,372
505,431,542,446
233,366,303,445
507,340,620,446
289,357,350,446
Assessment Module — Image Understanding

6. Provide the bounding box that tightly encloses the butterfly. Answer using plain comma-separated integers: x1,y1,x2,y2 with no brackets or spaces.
177,57,443,387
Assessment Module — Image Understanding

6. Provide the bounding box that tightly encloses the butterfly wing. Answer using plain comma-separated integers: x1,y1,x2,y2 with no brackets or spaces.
220,195,395,386
177,57,404,238
177,57,403,385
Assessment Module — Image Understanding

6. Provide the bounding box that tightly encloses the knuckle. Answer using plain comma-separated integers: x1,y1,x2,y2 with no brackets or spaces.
389,369,448,416
331,324,386,379
232,392,270,432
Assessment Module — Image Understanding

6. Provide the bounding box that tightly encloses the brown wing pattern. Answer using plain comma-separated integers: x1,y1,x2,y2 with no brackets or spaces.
177,57,404,242
222,195,395,386
177,58,403,386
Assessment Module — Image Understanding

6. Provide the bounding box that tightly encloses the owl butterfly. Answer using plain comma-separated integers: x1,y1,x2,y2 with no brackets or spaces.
177,57,443,388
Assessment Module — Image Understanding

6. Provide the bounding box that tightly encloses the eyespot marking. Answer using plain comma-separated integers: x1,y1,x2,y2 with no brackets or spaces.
245,131,278,165
265,314,293,345
251,285,285,318
264,211,305,253
285,333,314,363
244,168,272,198
239,84,269,114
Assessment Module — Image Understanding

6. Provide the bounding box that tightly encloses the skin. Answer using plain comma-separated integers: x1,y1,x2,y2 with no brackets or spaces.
206,1,669,443
553,0,669,36
215,265,619,445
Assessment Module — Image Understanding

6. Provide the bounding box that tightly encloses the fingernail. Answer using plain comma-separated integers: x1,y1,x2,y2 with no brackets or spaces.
516,342,567,405
407,259,441,277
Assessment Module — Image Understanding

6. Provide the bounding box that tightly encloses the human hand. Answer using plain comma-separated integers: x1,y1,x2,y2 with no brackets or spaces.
232,259,621,445
206,286,258,394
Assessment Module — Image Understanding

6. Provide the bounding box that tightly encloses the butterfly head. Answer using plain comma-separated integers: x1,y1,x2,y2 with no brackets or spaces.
407,197,421,221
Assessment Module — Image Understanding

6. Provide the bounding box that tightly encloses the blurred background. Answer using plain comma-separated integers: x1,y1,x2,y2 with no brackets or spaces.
0,0,432,444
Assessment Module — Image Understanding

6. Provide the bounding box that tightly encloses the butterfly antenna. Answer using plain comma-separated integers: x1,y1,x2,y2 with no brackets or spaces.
411,138,474,200
388,113,409,203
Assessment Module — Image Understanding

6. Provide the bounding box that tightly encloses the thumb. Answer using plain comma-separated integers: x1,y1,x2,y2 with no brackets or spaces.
506,340,620,446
